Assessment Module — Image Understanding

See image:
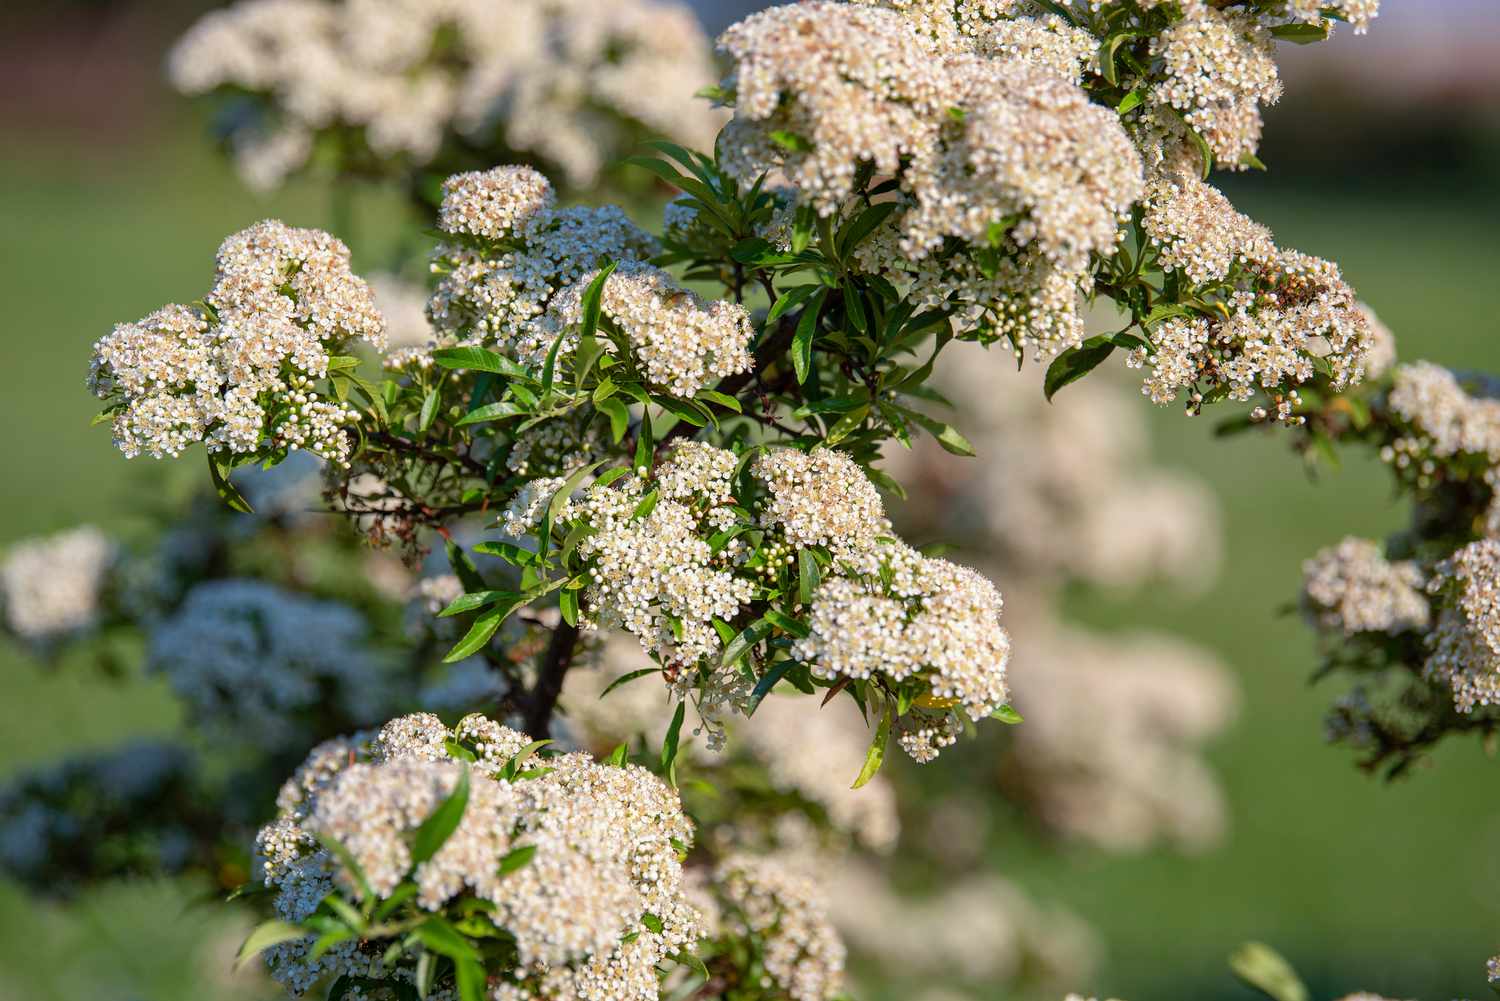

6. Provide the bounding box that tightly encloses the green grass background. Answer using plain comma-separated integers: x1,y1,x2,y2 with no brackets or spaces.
0,127,1496,1001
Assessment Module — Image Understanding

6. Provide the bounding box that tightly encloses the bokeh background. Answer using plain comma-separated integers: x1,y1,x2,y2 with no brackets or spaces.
1,1,1498,999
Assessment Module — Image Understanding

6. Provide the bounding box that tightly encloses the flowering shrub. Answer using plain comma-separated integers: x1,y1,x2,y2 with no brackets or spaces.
14,0,1497,996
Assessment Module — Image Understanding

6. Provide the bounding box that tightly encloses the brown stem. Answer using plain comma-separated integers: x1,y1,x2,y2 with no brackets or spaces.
521,620,581,738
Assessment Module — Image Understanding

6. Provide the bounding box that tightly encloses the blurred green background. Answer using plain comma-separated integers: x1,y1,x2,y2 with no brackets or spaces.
1,2,1498,999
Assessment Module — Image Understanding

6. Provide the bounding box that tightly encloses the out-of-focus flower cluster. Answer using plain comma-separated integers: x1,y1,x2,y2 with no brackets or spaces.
0,741,215,894
167,0,726,192
0,525,116,651
88,221,384,466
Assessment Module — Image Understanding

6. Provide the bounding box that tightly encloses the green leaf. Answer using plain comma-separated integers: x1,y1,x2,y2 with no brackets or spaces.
852,705,893,789
634,408,653,474
1238,151,1268,171
498,844,538,876
825,404,869,446
559,585,579,626
439,589,524,617
748,660,795,715
798,550,821,607
641,913,665,934
457,401,524,426
548,459,605,523
418,389,440,432
1270,21,1329,43
606,743,629,767
768,129,814,153
792,288,828,385
409,764,470,866
234,920,306,969
579,259,618,341
454,958,486,1001
316,835,375,902
763,607,810,638
1043,335,1116,401
1116,87,1146,115
431,347,526,377
442,606,506,663
661,701,686,786
208,454,254,514
722,616,774,667
989,704,1023,724
696,389,742,413
597,396,630,442
599,667,661,699
766,284,822,325
837,201,899,257
413,918,480,962
1228,942,1309,1001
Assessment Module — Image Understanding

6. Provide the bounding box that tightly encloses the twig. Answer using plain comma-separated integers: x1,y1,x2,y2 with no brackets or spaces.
521,620,581,738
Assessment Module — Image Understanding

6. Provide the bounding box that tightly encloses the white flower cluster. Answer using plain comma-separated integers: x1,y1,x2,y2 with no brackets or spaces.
1301,537,1429,637
1126,249,1372,416
519,443,1010,757
1148,6,1281,168
1003,620,1237,853
90,221,384,465
1424,540,1500,714
712,854,846,1001
549,264,755,398
423,166,756,398
256,713,698,1000
1141,163,1277,287
0,526,116,648
147,579,390,749
719,2,1143,356
796,545,1013,742
167,0,725,191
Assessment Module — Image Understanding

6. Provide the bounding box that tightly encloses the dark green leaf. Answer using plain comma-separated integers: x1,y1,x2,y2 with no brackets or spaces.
579,259,618,341
412,918,480,962
766,284,822,325
498,844,538,875
208,455,254,514
1269,21,1329,43
599,667,661,699
798,550,821,607
661,701,686,785
792,288,828,385
409,764,469,865
457,401,524,426
1043,335,1116,401
852,705,893,789
722,616,774,667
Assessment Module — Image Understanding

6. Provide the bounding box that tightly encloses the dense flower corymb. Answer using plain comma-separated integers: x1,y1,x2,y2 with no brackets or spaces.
89,221,384,465
255,713,699,1000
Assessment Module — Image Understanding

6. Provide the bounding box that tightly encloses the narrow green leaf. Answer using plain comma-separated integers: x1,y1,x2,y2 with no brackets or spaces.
763,607,810,638
498,844,537,876
418,389,440,432
548,459,605,523
442,607,505,663
439,589,523,618
792,288,828,385
431,347,526,377
852,706,893,789
207,454,254,514
234,920,306,969
1043,335,1116,401
661,701,686,785
837,201,899,257
454,958,486,1001
1270,21,1329,43
748,660,795,715
766,284,821,325
413,918,480,962
597,397,630,442
989,704,1024,724
605,743,629,767
798,550,821,607
409,765,470,865
721,616,774,667
599,667,661,699
580,259,618,340
1229,942,1309,1001
1116,87,1146,115
456,401,524,426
